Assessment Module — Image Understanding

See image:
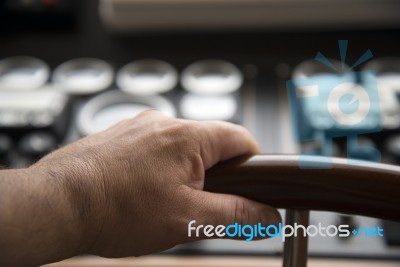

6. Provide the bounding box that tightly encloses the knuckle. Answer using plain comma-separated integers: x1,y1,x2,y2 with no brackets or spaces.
162,121,197,146
148,120,200,163
233,198,250,225
134,109,162,120
162,120,190,136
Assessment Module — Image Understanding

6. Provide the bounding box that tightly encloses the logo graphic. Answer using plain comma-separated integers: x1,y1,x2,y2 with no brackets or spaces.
187,220,384,242
286,40,382,168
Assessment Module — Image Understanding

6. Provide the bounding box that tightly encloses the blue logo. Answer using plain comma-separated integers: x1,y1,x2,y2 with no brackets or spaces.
286,40,382,168
188,220,384,242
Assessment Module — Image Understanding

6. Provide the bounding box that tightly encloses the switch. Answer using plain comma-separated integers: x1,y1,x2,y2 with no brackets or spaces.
18,131,57,161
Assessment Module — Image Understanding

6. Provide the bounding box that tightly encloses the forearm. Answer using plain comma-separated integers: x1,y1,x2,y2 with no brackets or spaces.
0,167,81,267
0,111,278,265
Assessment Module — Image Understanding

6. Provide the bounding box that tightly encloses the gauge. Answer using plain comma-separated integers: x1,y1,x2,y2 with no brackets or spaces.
0,56,49,90
181,60,243,95
77,90,176,135
180,93,237,121
53,58,113,94
292,58,353,80
117,59,178,95
292,58,355,103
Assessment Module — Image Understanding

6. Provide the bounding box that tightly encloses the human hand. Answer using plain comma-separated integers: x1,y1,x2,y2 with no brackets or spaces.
32,110,281,260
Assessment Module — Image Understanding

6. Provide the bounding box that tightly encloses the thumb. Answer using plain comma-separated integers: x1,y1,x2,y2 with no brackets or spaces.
187,191,281,241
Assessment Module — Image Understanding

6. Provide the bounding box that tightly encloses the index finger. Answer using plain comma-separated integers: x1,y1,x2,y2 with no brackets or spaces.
194,121,260,169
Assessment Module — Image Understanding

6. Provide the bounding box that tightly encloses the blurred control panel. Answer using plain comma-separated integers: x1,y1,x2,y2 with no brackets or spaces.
0,0,399,261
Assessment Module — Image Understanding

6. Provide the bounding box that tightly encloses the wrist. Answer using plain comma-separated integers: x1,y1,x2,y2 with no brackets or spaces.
33,155,110,256
0,165,85,266
27,164,85,261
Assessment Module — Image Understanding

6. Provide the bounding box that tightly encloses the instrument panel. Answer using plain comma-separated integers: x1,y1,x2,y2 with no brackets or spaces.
1,0,400,260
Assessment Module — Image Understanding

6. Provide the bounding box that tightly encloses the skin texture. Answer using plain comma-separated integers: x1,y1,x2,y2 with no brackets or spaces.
0,110,281,267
